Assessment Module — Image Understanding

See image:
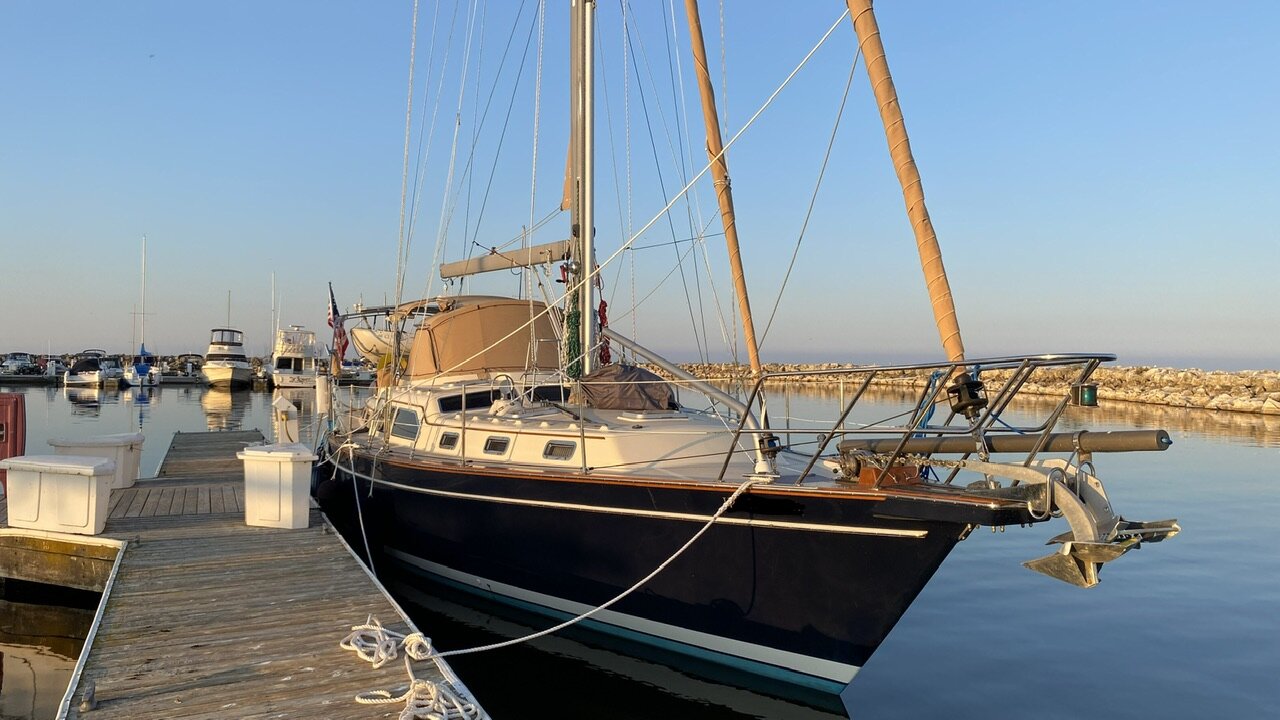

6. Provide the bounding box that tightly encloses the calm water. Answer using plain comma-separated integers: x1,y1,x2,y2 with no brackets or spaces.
2,383,1278,719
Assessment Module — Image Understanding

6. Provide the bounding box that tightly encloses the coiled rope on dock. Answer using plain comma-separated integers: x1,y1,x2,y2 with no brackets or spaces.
341,615,480,720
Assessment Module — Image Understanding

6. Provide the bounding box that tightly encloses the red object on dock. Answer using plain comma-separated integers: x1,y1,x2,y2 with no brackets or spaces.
0,393,26,492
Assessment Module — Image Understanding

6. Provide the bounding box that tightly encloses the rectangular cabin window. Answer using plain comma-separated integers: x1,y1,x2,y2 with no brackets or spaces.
438,432,459,450
530,385,571,403
438,390,501,413
543,441,575,460
390,408,420,441
483,436,510,455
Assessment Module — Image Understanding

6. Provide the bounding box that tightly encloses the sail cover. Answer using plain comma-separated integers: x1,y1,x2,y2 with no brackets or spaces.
578,364,676,411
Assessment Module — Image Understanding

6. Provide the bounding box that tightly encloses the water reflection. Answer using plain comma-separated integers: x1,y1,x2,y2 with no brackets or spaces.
123,387,153,430
0,584,95,720
200,388,250,431
63,386,102,417
274,387,315,417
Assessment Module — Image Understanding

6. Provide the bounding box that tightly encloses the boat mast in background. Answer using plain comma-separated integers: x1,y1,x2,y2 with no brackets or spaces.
845,0,965,362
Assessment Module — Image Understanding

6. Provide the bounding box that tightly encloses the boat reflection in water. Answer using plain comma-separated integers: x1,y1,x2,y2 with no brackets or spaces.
274,387,315,418
200,388,250,432
63,386,103,417
123,386,154,430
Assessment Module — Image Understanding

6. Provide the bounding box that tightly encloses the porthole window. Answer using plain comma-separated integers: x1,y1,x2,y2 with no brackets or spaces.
438,432,459,450
390,407,419,441
484,436,510,455
543,441,576,460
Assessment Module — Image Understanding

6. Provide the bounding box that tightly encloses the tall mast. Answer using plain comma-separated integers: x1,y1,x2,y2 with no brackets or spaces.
139,235,147,349
845,0,965,362
683,0,762,377
569,0,598,375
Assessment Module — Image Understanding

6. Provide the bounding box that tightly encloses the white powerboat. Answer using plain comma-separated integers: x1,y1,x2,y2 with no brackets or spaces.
269,325,322,388
200,328,253,390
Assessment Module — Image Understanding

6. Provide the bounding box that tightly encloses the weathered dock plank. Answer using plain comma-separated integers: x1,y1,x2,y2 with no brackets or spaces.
32,430,487,720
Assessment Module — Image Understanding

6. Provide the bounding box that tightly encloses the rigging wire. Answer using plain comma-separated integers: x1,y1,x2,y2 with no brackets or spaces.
459,5,540,264
621,10,706,361
460,0,490,286
377,7,852,382
664,0,714,364
394,0,421,311
402,0,445,272
526,0,547,305
437,0,534,270
418,0,468,305
719,0,727,137
586,7,854,317
759,50,862,350
421,0,481,304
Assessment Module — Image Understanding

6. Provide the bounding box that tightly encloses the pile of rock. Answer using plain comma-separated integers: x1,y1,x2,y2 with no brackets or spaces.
654,363,1280,415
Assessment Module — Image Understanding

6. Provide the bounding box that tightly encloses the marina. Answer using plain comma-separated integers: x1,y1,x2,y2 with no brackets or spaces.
3,0,1280,718
0,408,484,719
0,384,1277,717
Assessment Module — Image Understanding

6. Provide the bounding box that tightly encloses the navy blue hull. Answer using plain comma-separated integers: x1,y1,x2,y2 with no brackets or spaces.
317,449,968,694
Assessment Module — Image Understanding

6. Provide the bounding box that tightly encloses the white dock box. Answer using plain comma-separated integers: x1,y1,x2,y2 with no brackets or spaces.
236,443,317,529
47,432,144,490
0,455,116,535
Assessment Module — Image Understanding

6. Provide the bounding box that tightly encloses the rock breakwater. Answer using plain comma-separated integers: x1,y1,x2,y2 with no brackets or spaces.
658,363,1280,415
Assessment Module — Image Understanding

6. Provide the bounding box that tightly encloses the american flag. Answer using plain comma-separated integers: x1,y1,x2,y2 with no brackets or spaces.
328,282,348,361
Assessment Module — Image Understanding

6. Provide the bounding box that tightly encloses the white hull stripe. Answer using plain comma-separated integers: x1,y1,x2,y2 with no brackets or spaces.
369,476,926,538
391,551,861,685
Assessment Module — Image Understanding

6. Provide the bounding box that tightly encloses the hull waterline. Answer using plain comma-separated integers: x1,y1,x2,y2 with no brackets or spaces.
317,450,966,703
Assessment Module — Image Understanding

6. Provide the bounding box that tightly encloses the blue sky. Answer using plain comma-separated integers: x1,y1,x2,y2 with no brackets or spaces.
2,1,1276,370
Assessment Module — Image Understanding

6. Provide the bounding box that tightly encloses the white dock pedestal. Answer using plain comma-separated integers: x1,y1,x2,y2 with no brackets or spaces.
237,443,317,529
47,432,144,490
0,455,116,535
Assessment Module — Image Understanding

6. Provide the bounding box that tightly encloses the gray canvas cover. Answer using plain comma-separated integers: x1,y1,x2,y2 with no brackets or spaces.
578,364,675,411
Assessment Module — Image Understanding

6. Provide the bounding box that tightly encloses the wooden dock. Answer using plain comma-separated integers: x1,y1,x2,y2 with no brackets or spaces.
1,430,485,719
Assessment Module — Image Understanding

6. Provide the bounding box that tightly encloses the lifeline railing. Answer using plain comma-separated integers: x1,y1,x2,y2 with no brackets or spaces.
711,353,1117,486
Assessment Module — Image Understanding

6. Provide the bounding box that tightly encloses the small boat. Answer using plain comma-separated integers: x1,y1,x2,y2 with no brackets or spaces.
63,350,120,387
200,329,253,390
346,298,441,369
1,352,40,375
338,359,375,386
124,236,162,387
268,325,322,388
123,344,161,387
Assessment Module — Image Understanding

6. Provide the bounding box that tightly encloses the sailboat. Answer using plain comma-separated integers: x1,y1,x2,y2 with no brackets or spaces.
316,0,1178,705
125,236,161,387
